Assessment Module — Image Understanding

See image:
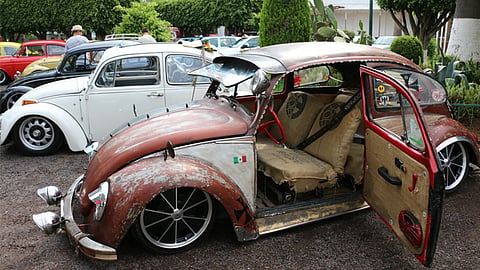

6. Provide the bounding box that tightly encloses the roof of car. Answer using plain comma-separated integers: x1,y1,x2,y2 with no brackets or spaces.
22,40,66,46
214,42,419,74
66,40,140,54
100,42,219,61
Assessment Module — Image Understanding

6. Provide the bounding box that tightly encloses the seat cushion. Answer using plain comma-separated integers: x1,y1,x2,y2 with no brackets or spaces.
257,147,338,193
269,91,325,147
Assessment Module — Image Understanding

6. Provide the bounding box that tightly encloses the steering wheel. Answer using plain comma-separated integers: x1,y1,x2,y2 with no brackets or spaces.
258,106,285,145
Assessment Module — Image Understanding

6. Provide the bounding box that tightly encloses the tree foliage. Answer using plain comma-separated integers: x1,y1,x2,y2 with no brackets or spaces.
0,0,130,41
115,1,172,42
155,0,262,36
259,0,312,47
376,0,456,51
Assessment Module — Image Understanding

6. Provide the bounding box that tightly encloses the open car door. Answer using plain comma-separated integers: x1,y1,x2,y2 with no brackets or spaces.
360,65,444,267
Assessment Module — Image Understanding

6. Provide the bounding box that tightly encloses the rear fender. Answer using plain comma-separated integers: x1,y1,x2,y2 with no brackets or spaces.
88,155,257,248
0,103,87,151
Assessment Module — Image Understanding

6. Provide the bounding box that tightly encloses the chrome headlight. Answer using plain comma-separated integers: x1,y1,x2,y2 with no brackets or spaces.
33,211,61,234
88,181,109,221
37,186,62,206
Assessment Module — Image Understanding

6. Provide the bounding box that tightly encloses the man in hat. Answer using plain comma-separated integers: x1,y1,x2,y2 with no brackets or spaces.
138,27,156,43
66,25,89,50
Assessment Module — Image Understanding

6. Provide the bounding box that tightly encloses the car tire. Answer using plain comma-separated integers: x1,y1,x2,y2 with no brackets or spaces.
131,187,215,254
437,142,469,193
0,70,10,85
12,116,65,156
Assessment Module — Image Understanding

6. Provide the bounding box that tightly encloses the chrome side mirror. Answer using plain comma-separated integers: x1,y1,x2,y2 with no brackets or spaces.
250,70,270,95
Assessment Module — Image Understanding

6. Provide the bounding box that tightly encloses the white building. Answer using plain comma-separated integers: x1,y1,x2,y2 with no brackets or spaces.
323,0,398,38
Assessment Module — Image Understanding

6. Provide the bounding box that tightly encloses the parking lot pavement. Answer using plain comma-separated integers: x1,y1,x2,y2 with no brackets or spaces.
1,120,480,269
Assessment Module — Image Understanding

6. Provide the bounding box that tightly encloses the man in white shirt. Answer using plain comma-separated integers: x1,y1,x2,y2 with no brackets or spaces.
66,25,89,50
139,27,156,43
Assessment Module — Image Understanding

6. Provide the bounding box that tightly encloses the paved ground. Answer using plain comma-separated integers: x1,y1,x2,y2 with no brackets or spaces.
1,142,480,269
0,84,479,269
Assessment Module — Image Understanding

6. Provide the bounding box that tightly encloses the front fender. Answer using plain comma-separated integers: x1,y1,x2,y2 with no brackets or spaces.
87,155,257,248
0,103,88,151
0,86,33,112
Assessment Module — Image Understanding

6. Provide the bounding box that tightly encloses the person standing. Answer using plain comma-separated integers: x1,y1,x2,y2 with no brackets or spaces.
139,27,156,43
66,25,89,50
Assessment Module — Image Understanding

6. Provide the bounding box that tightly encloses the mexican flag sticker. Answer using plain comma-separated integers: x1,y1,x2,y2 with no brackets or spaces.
233,155,247,164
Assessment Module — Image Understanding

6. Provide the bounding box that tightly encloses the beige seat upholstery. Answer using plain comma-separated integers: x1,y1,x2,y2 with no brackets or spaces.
256,91,326,150
258,94,362,193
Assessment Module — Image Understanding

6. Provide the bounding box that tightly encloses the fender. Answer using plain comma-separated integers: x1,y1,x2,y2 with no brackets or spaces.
0,102,88,151
436,136,480,165
0,86,33,112
86,155,258,248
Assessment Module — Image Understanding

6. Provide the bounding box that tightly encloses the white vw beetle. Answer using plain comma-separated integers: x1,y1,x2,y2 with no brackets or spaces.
0,43,216,155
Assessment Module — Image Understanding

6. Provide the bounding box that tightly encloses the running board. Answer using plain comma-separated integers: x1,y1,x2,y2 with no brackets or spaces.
255,192,369,235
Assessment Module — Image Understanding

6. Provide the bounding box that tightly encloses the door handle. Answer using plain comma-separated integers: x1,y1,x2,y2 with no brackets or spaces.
147,92,164,97
378,167,402,186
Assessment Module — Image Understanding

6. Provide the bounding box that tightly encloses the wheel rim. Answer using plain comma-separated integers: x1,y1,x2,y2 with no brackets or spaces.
6,93,23,109
139,187,213,250
437,142,468,191
0,71,6,84
18,116,56,151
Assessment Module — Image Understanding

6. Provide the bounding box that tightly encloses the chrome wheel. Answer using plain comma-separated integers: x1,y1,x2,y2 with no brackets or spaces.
0,70,9,85
437,142,468,193
133,187,214,253
6,92,24,110
13,116,64,155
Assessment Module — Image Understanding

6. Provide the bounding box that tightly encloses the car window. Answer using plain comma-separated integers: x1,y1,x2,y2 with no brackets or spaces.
62,50,104,73
374,68,446,108
205,38,218,47
293,65,343,89
166,55,209,84
21,45,44,57
46,45,65,56
220,38,237,47
366,74,426,151
96,56,160,87
4,46,17,56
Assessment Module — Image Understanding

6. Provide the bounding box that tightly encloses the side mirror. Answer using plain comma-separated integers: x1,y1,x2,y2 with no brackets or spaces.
250,70,270,95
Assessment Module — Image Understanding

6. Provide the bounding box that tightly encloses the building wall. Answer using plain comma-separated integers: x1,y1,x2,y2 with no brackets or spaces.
334,9,397,38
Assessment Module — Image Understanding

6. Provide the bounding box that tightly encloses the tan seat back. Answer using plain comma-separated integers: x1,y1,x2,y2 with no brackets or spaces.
269,91,325,147
304,94,362,174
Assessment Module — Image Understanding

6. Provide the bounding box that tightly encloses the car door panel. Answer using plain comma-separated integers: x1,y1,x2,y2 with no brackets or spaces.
360,65,443,267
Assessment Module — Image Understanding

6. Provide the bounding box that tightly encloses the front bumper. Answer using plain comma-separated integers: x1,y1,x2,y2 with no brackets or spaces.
61,175,117,261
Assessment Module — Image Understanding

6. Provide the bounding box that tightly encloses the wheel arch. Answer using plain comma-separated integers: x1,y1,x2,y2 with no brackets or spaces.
0,103,88,151
88,155,258,248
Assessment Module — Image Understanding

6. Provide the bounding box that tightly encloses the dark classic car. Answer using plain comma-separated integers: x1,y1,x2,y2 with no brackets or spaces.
0,40,138,112
33,42,479,266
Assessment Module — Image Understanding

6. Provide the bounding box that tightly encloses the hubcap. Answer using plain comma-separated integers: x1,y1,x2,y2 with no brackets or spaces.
19,117,55,151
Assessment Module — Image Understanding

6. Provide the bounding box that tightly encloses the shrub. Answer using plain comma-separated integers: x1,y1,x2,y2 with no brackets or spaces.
390,35,423,64
259,0,312,46
427,37,437,58
447,83,480,122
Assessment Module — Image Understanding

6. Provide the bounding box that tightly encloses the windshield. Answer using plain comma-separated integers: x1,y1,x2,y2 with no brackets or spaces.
190,58,258,87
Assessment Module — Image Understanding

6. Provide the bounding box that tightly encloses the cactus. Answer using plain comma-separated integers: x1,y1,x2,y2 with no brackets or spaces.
310,0,350,42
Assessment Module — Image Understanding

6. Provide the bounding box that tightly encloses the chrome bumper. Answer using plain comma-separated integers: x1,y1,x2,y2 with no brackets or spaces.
61,175,117,261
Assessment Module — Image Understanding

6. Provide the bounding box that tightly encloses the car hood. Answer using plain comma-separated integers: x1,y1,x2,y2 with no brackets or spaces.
79,97,253,211
9,69,58,87
18,76,89,102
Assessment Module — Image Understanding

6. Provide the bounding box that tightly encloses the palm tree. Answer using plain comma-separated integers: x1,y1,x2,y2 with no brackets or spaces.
446,0,480,62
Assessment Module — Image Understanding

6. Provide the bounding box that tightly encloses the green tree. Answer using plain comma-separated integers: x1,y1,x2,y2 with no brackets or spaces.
0,0,131,41
376,0,456,64
115,1,172,42
259,0,312,46
155,0,262,36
